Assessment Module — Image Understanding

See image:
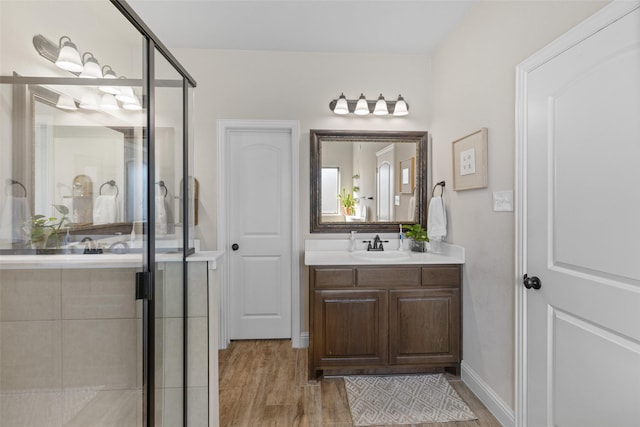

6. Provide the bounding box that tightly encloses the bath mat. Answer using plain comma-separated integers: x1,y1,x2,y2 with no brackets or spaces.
343,374,477,426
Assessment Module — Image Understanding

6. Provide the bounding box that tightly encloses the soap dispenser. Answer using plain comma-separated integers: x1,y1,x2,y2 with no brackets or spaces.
349,231,357,252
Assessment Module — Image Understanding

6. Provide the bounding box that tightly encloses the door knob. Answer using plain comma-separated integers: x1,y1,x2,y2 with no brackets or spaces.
231,243,239,251
523,274,541,290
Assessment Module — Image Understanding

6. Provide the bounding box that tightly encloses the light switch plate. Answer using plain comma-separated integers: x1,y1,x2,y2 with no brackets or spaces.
493,191,513,212
394,195,400,206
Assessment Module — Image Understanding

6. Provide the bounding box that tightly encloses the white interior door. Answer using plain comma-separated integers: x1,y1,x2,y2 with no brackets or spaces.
521,4,640,426
228,128,292,340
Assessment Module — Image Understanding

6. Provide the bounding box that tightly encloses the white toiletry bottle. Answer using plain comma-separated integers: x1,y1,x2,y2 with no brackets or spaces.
349,231,356,252
398,224,404,251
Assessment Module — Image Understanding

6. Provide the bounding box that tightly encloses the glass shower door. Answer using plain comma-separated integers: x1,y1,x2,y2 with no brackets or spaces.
0,1,149,426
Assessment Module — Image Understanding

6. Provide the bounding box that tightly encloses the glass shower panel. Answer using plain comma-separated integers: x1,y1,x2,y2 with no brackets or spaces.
0,1,148,426
153,48,186,426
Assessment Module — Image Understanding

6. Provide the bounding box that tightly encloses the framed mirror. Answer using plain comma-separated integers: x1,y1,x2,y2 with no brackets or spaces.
10,82,139,240
310,129,429,233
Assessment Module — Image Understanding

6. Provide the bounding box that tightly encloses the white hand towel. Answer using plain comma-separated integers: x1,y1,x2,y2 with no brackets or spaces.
427,196,447,240
93,195,118,225
0,196,31,243
155,195,167,235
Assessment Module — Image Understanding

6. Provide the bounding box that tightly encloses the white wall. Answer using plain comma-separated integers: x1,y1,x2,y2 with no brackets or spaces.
429,0,608,418
171,49,432,250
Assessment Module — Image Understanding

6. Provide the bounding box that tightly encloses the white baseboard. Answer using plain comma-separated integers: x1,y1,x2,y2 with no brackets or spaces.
296,332,309,348
461,361,515,427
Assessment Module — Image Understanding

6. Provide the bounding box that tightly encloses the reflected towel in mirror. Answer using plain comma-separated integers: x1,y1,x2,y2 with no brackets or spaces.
93,195,118,225
408,196,416,222
427,196,447,240
155,195,167,235
0,196,31,243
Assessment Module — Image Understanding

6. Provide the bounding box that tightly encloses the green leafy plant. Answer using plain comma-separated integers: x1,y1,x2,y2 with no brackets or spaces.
403,224,429,242
337,188,357,216
24,204,70,248
25,215,56,244
50,204,70,247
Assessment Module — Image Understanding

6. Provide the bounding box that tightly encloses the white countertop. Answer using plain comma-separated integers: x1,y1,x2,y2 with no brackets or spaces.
304,239,464,266
0,250,225,270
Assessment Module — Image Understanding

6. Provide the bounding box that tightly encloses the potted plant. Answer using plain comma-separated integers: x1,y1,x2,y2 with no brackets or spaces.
24,204,70,249
24,215,56,249
403,223,429,252
337,188,357,217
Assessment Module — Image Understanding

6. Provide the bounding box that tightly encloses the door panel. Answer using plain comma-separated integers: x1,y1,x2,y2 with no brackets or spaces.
229,129,292,339
389,289,460,365
524,6,640,425
313,289,387,368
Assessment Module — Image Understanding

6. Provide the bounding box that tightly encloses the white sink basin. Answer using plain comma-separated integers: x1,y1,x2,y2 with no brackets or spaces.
350,250,411,262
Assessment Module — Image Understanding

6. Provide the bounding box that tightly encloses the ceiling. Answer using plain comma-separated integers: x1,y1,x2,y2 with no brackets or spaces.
127,0,477,55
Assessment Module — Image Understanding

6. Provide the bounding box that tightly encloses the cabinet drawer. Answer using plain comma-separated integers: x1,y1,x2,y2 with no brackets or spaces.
313,268,354,288
421,266,461,288
356,267,421,287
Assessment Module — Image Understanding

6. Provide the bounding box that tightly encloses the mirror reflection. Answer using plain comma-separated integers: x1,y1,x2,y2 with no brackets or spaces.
310,129,429,233
0,78,191,253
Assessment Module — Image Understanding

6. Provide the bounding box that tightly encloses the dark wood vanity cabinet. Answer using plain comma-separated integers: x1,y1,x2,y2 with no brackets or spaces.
309,264,461,379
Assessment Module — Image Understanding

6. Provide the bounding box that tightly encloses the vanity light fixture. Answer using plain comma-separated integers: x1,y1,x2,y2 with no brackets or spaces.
333,93,349,115
373,94,389,115
56,94,77,110
54,36,83,73
329,93,409,116
99,65,120,95
79,52,103,79
394,95,409,116
354,93,369,115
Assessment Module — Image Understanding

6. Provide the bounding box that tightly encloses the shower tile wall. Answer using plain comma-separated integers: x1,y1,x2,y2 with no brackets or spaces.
154,262,209,427
0,262,209,427
0,268,143,427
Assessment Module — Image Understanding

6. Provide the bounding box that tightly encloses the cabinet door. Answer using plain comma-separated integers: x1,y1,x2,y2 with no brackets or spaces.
313,290,387,368
389,289,460,366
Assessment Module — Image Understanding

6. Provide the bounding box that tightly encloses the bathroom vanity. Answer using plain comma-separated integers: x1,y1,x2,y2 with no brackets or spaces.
305,240,464,379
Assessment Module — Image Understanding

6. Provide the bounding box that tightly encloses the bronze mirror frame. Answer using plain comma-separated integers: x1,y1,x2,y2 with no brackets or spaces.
310,129,429,233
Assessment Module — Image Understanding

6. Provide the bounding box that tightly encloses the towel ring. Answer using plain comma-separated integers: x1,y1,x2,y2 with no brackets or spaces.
432,181,445,197
5,179,27,197
156,181,168,199
99,180,119,197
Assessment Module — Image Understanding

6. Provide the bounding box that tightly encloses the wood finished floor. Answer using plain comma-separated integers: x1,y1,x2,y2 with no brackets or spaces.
218,340,502,427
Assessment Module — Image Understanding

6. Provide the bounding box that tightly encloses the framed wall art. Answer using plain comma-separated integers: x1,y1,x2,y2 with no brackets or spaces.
452,128,488,191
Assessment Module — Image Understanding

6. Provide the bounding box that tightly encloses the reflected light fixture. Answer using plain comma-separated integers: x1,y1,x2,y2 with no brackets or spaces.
79,93,99,110
354,93,369,115
100,93,119,111
329,93,409,116
373,94,388,115
115,76,137,104
99,65,120,94
54,36,83,73
56,94,77,110
79,52,102,78
122,96,142,111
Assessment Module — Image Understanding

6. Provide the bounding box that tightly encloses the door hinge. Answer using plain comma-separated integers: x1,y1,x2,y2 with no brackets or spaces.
136,271,153,300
